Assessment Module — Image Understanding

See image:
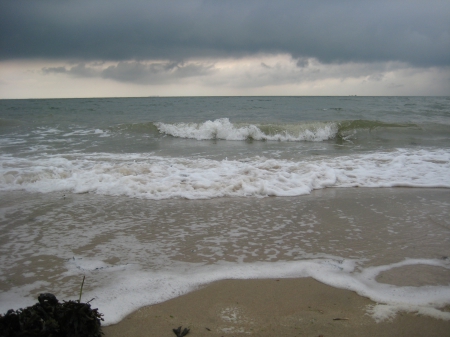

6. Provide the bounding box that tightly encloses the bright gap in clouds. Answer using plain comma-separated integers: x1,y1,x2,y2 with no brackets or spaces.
1,55,449,99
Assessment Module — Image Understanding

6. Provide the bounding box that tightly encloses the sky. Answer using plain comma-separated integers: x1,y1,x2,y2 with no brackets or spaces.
1,0,449,98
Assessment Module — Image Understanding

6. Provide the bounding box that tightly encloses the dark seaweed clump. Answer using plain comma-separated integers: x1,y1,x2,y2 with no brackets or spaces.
0,293,103,337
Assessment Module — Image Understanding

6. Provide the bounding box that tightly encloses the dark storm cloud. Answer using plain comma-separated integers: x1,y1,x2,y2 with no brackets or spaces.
43,64,97,77
43,61,215,84
1,0,449,67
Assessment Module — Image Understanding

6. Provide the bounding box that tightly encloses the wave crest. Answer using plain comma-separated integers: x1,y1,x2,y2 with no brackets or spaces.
155,118,338,142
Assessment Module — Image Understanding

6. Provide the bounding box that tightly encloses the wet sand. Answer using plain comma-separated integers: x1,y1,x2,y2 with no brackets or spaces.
1,188,449,334
103,277,450,337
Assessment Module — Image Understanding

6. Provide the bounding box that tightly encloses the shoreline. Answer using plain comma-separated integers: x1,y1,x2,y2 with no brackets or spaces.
102,277,450,337
1,188,449,334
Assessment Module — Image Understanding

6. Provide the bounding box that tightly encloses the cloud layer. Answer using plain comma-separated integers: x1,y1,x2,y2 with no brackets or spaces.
1,0,449,97
2,0,449,67
42,61,216,84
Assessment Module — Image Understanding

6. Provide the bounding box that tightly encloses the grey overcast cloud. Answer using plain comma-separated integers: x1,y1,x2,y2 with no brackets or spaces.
1,0,449,98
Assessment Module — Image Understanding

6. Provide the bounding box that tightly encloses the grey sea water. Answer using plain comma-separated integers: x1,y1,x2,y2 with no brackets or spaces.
0,96,450,324
1,96,450,159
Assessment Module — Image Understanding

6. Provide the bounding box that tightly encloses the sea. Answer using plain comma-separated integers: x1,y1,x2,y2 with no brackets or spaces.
0,96,449,324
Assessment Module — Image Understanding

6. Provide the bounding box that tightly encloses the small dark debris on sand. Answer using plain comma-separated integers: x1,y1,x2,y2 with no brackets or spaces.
172,325,190,337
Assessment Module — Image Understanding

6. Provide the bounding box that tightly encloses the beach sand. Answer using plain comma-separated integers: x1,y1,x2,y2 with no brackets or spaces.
102,277,450,337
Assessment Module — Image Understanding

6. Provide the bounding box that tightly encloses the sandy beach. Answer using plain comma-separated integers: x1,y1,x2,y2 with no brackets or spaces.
103,278,450,337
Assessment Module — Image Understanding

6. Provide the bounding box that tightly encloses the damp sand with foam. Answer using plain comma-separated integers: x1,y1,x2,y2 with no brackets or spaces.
1,188,449,326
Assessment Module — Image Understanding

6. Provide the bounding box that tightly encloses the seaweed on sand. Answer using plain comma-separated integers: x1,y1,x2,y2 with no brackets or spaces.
172,326,190,337
0,279,103,337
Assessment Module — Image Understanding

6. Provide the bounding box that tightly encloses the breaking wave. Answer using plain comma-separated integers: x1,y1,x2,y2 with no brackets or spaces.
1,148,449,200
153,118,417,142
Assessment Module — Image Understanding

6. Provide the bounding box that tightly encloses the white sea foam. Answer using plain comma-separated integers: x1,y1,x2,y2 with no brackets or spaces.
74,258,450,324
2,258,448,325
0,281,51,315
0,149,449,199
62,128,110,137
155,118,338,141
34,127,62,135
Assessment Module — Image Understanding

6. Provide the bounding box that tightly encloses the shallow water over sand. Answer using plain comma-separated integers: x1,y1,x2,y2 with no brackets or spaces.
1,188,449,324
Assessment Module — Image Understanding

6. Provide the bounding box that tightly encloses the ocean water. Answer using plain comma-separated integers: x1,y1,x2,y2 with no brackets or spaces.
0,96,449,324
